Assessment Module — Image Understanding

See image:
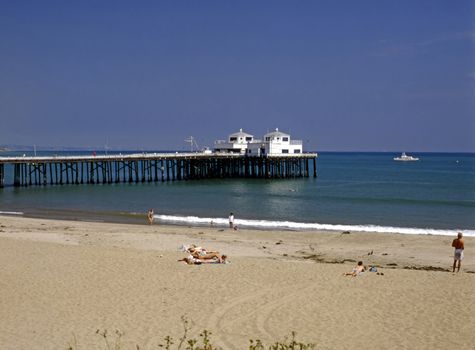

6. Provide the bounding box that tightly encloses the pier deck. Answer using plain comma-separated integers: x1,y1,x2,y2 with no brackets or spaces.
0,152,317,188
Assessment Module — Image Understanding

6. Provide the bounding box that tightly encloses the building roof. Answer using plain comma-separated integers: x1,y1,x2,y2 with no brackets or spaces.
229,128,253,138
264,128,290,138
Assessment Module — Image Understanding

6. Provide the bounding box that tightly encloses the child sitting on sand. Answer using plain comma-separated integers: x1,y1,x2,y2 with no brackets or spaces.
343,261,366,276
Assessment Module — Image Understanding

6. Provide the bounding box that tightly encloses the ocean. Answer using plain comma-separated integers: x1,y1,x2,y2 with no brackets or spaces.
1,151,474,236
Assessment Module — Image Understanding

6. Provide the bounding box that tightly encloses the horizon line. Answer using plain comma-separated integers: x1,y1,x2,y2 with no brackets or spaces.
1,145,474,155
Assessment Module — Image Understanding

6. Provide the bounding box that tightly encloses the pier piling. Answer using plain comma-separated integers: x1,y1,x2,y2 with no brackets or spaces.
0,152,317,188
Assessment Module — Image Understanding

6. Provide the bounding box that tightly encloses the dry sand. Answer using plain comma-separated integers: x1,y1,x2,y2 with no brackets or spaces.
0,215,474,350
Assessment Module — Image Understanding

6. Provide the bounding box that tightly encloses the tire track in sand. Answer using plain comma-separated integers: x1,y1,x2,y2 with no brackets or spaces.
206,281,316,349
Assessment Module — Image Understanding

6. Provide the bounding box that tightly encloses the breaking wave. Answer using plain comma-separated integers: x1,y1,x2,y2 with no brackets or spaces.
0,211,24,215
155,214,475,237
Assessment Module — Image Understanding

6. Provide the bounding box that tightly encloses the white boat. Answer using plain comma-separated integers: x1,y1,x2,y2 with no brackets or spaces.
394,152,419,161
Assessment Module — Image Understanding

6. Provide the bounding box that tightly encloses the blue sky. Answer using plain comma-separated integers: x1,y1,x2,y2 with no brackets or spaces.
0,1,474,151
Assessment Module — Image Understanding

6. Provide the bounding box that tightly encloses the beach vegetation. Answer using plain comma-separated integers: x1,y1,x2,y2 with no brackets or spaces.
66,318,315,350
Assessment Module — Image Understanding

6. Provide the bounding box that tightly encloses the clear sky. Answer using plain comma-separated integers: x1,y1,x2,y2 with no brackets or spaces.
0,1,474,152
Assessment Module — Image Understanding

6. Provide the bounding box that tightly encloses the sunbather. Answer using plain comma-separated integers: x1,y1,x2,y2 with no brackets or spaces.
177,255,202,265
190,250,223,261
188,246,220,256
178,254,227,265
343,261,366,276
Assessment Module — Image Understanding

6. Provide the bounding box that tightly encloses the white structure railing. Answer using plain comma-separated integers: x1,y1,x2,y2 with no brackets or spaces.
290,140,302,145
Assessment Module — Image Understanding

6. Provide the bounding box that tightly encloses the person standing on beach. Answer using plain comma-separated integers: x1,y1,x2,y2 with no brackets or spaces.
452,232,464,273
228,212,234,229
147,209,154,225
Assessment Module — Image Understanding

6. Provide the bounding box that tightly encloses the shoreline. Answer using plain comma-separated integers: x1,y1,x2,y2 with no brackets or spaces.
1,214,474,272
1,215,474,349
1,207,474,237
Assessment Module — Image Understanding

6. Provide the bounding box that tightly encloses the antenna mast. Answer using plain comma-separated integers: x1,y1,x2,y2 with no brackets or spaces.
184,136,199,152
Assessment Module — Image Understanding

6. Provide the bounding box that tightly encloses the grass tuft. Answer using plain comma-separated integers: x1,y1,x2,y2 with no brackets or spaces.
67,317,316,350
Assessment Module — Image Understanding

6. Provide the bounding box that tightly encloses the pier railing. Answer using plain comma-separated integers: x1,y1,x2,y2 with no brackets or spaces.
0,152,317,188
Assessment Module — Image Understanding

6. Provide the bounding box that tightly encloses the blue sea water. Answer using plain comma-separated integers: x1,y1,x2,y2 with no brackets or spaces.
1,151,474,236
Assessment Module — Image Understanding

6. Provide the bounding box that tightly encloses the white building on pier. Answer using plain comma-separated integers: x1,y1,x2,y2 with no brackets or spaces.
214,128,303,155
213,129,254,153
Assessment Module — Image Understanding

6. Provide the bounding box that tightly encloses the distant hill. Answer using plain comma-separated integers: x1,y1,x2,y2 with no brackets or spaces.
0,144,96,152
0,145,171,153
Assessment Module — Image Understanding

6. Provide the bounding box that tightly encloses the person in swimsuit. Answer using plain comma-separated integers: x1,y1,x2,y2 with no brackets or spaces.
147,209,154,225
343,261,366,276
187,246,220,256
189,250,222,261
452,232,464,273
178,254,227,265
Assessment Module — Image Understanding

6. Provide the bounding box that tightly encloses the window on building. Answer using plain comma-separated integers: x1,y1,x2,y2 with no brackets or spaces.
230,137,237,142
282,137,289,142
265,137,270,141
246,137,252,141
282,149,289,153
294,149,301,153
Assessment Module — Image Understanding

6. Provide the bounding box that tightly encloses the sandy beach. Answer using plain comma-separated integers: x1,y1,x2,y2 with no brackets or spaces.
0,215,474,350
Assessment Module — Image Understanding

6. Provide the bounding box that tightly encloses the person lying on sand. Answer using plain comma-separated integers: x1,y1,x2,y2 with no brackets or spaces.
188,246,220,256
177,256,201,265
178,254,228,265
182,244,219,254
188,249,224,261
343,261,366,276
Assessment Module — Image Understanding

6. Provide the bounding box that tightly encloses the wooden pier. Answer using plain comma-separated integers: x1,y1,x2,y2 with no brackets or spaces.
0,152,317,188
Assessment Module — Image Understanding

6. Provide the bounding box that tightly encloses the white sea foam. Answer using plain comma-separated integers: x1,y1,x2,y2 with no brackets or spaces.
0,211,24,215
155,214,475,237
